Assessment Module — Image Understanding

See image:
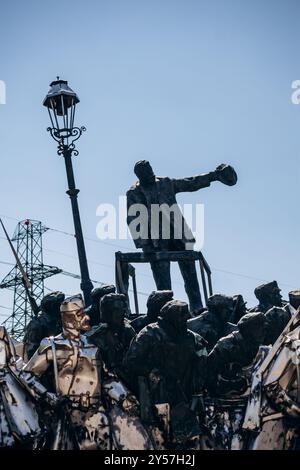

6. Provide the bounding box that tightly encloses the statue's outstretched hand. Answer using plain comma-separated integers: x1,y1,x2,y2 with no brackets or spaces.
214,164,238,186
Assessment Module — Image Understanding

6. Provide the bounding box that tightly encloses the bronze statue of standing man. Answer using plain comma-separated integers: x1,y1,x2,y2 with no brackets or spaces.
126,160,237,315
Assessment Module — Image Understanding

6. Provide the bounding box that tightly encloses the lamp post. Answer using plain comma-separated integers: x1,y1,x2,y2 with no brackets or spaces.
43,78,93,306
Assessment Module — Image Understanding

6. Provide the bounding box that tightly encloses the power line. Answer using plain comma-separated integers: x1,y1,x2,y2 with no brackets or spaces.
44,246,161,283
211,267,296,290
47,226,132,251
0,214,19,222
43,225,299,289
0,215,297,291
0,251,148,296
59,270,148,297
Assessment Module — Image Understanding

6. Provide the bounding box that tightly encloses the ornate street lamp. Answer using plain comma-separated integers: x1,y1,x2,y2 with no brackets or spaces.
43,78,93,306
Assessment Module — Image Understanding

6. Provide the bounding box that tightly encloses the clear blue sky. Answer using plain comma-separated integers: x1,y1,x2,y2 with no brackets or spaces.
0,0,299,320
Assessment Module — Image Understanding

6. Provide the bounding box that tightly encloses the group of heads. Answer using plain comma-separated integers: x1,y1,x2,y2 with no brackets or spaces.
41,285,191,338
207,283,300,346
40,278,300,342
204,293,268,346
57,291,129,337
40,286,126,336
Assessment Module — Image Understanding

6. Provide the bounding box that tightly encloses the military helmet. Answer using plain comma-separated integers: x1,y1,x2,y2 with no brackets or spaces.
60,294,84,313
100,293,127,322
254,281,280,301
160,300,190,319
91,285,116,303
147,290,174,310
207,293,234,311
40,291,65,313
238,311,265,337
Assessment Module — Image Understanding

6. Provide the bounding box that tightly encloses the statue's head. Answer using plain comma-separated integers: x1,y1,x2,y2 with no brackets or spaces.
60,294,90,338
254,281,282,307
146,290,174,321
238,312,265,345
264,306,290,344
160,300,190,337
288,289,300,310
91,285,116,306
100,293,127,329
41,291,65,318
134,160,156,185
207,294,234,323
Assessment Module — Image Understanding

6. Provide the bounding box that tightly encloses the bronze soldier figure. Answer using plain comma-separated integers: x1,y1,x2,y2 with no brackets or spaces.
250,280,284,313
19,294,153,450
84,284,115,326
86,293,136,384
187,294,237,351
205,312,266,450
264,306,291,345
125,300,208,449
207,312,266,397
23,291,65,359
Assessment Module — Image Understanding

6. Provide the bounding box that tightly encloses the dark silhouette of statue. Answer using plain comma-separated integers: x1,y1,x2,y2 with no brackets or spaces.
85,284,116,326
86,293,135,384
124,300,208,448
250,280,284,313
207,312,266,397
130,290,174,333
126,160,237,315
230,294,248,324
187,293,237,351
24,291,65,359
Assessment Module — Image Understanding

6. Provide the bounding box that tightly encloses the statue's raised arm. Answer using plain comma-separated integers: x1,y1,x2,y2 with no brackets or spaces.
173,163,238,194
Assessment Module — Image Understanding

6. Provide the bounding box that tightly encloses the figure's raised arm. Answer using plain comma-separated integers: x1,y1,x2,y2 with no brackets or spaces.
173,164,237,194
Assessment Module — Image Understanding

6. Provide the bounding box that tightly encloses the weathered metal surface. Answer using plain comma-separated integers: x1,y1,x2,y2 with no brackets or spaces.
0,326,41,447
243,311,300,449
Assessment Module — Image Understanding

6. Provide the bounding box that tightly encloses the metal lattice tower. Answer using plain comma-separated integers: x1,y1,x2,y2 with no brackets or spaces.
0,219,62,340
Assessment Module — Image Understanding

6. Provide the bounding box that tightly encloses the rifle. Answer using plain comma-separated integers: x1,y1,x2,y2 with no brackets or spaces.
0,218,40,316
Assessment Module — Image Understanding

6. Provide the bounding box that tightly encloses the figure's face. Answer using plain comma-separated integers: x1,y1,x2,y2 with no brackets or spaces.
62,308,90,333
270,288,282,307
108,300,125,328
169,305,190,335
148,293,173,320
135,162,156,185
219,304,234,323
235,298,247,316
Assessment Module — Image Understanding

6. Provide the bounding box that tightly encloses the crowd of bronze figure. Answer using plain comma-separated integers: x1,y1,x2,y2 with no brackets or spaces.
1,162,299,450
2,281,300,450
